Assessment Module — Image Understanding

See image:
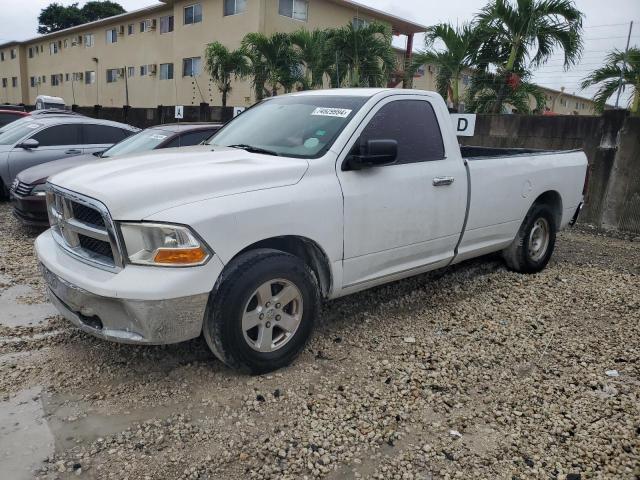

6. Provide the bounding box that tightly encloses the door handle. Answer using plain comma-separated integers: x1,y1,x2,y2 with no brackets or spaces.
433,176,455,186
65,149,82,155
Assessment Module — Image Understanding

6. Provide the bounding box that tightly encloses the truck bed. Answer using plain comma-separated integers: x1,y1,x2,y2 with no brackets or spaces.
460,146,580,159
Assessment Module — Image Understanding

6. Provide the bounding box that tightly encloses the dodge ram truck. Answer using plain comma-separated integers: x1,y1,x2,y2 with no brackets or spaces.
35,89,588,373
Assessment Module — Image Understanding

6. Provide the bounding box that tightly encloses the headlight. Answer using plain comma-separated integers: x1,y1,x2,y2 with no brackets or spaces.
31,184,48,196
119,223,211,267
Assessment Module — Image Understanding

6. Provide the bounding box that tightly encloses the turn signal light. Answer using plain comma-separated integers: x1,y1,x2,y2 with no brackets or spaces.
153,247,208,265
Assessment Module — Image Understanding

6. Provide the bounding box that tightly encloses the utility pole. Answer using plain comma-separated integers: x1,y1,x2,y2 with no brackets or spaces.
615,21,633,109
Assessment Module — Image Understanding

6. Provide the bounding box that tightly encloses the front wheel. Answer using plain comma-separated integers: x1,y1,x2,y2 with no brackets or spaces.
503,204,557,273
203,249,320,374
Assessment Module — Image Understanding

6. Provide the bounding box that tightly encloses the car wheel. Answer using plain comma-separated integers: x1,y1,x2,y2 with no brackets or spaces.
503,204,557,274
203,248,320,374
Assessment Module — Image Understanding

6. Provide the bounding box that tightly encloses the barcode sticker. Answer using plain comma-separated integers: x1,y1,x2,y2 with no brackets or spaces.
311,107,352,118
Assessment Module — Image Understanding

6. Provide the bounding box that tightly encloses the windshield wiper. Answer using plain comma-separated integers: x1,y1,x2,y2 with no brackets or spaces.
227,144,279,156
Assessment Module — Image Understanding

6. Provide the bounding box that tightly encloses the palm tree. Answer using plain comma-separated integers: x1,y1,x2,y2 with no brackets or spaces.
410,23,478,110
465,70,546,113
474,0,584,113
241,32,301,98
326,22,396,88
204,42,248,107
290,29,332,89
581,47,640,115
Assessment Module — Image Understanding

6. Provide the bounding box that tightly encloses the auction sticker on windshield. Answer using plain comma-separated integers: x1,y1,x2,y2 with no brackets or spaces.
311,107,352,118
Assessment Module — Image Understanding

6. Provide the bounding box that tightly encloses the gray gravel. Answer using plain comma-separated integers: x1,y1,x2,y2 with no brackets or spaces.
0,200,638,480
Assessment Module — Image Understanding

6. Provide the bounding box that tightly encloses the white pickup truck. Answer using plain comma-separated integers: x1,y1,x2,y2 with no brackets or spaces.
36,89,587,373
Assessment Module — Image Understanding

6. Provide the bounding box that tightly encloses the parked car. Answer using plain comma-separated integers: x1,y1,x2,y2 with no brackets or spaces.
0,116,137,199
0,110,30,128
35,95,66,110
0,104,27,112
36,89,587,373
11,122,222,226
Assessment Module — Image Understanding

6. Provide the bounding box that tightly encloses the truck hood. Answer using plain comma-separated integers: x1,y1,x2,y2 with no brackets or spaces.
48,146,309,220
18,154,97,185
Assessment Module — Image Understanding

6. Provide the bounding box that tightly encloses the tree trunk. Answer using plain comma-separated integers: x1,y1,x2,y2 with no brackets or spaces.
492,41,519,114
452,75,460,111
222,89,227,108
632,83,640,116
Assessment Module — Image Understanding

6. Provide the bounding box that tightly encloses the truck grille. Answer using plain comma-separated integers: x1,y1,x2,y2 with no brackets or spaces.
46,186,123,271
12,180,33,197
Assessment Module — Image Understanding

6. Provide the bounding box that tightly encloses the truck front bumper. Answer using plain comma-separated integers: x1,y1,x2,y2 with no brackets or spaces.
35,230,224,345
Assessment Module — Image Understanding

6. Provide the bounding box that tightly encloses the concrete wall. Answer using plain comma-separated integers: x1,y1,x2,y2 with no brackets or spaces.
460,111,640,234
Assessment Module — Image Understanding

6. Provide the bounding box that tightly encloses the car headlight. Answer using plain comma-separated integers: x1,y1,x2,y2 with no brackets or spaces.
119,222,211,267
31,184,48,196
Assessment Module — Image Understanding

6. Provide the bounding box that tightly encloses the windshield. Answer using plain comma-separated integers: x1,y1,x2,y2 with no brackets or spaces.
0,115,34,134
208,95,368,158
101,128,169,158
0,122,42,145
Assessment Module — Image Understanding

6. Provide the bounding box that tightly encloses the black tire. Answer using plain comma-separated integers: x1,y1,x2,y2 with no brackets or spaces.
0,179,8,200
203,248,320,374
503,203,557,274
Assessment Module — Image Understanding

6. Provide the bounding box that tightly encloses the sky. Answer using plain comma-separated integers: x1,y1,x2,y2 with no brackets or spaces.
1,0,639,106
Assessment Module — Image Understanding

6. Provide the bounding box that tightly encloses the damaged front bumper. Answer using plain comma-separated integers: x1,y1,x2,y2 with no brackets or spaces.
36,230,223,345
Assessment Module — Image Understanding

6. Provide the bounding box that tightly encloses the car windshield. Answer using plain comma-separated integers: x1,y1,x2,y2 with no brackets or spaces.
0,122,42,145
101,128,169,158
208,95,368,159
0,115,34,134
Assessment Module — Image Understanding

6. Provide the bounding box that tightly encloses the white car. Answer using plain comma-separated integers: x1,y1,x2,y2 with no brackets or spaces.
36,89,588,373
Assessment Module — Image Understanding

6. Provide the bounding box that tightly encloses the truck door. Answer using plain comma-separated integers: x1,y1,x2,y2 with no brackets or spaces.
336,96,467,289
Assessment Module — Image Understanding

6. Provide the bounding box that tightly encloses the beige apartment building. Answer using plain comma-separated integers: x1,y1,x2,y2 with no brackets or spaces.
0,0,423,108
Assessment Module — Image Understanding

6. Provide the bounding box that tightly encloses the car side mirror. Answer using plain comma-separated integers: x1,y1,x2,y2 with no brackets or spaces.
343,139,398,171
18,138,39,149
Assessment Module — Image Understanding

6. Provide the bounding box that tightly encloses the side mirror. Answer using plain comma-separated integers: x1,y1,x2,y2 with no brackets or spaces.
344,139,398,171
18,138,39,149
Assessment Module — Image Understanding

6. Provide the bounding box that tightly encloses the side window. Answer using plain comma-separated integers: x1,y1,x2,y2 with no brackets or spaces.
83,124,131,144
358,100,445,164
32,124,82,146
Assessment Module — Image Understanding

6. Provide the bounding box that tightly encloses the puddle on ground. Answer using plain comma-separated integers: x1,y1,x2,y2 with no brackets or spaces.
0,283,57,328
0,387,55,480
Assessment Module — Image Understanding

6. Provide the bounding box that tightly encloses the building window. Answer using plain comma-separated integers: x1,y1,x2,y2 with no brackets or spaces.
84,34,95,47
160,15,174,33
183,57,202,77
64,39,68,48
72,72,83,82
139,21,147,33
28,47,34,58
1,78,6,88
49,42,59,54
127,66,135,77
352,17,370,29
106,69,119,83
279,0,308,21
140,64,149,76
41,75,46,83
0,52,4,61
106,29,118,44
10,49,16,59
128,24,134,35
159,63,174,80
85,71,96,84
12,77,17,87
51,74,61,86
224,0,246,16
65,73,70,81
30,77,37,87
184,4,202,24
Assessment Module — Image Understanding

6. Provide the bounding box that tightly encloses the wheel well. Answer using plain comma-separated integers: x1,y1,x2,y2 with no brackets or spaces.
234,236,332,298
533,190,563,227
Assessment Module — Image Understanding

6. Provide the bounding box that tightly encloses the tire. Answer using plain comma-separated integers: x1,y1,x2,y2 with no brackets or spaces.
203,248,320,374
502,203,557,274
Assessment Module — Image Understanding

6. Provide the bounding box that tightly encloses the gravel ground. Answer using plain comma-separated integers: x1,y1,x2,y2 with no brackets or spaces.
0,200,638,480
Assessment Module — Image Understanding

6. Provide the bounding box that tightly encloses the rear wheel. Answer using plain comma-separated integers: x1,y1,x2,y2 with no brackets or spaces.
203,249,320,374
503,204,556,273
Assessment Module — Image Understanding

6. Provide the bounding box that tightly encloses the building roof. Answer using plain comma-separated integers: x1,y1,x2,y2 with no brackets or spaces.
328,0,426,34
0,0,426,50
0,3,167,49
